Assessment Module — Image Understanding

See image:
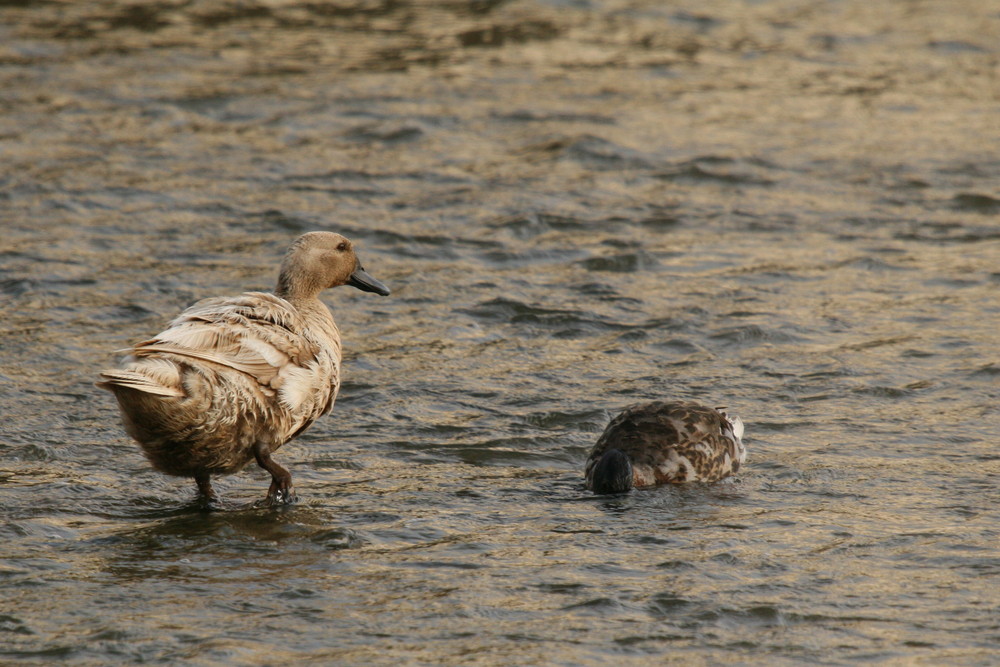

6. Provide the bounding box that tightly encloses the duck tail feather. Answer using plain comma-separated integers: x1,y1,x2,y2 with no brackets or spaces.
96,370,185,397
729,415,745,440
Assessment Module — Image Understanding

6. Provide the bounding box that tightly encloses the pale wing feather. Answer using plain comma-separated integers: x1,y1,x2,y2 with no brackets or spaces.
107,291,341,442
98,356,187,397
135,324,284,385
133,293,327,392
97,369,185,397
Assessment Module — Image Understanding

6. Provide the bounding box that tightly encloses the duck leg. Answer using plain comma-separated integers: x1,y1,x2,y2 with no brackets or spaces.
195,472,218,504
253,441,296,505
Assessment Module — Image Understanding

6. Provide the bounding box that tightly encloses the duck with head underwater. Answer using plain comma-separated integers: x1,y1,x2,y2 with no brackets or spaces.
585,401,745,494
98,231,389,505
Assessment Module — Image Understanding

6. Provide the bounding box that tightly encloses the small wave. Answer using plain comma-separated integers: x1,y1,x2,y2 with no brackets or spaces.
576,251,659,273
484,212,590,240
950,193,1000,214
457,20,560,48
518,134,657,170
493,110,616,125
342,121,425,144
654,155,778,186
838,335,917,352
309,527,366,550
928,40,989,54
970,363,1000,377
708,324,803,346
478,247,588,268
458,297,627,337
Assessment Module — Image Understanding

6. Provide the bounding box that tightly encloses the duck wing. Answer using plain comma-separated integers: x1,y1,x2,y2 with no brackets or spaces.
131,292,341,413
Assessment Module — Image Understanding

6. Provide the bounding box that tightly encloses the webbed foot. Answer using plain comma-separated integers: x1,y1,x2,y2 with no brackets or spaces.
264,480,297,506
253,441,297,507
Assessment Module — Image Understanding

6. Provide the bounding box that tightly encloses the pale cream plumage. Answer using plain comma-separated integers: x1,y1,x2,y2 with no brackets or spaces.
98,232,389,504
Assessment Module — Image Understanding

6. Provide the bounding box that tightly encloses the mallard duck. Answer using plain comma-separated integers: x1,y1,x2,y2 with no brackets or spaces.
585,401,745,494
97,231,389,505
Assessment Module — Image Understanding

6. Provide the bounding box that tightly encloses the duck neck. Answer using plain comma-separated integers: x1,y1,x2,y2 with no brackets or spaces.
275,271,324,306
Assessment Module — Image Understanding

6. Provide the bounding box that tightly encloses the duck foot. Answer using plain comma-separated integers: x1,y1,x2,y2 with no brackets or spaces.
254,441,297,506
194,473,221,509
265,484,297,506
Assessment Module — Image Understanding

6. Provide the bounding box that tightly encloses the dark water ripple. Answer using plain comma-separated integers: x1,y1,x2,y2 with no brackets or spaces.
2,0,999,664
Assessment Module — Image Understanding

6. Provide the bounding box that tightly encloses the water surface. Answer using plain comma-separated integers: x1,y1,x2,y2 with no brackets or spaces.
1,0,998,664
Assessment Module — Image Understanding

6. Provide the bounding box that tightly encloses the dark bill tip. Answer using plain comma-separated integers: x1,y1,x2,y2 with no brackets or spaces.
347,267,390,296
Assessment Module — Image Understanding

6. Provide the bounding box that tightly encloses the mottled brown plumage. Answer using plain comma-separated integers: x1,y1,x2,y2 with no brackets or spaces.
585,401,745,493
97,232,389,504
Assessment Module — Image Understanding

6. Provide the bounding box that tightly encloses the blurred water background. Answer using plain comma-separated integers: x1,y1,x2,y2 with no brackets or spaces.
1,0,998,664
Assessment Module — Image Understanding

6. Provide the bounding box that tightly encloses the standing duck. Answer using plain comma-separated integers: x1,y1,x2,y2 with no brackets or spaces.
585,401,745,494
98,231,389,505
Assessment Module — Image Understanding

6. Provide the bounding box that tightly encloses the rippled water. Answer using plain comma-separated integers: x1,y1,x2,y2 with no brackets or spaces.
2,1,999,664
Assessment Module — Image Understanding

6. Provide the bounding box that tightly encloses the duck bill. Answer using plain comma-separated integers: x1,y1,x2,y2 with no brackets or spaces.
348,266,390,296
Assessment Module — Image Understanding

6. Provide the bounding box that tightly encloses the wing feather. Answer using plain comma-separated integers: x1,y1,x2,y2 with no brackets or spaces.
131,292,334,398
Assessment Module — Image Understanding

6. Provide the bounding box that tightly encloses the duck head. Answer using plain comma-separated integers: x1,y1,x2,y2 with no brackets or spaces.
276,231,390,300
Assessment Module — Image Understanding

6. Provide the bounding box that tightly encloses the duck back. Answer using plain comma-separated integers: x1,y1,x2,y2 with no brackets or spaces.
585,401,746,492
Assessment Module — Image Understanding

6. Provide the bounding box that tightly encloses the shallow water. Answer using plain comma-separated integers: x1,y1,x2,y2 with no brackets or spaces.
1,0,999,664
